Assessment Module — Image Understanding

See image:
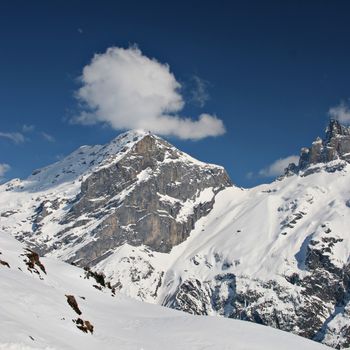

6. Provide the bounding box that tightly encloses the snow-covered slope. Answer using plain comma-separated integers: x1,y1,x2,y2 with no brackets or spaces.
0,231,330,350
3,121,350,349
91,162,350,348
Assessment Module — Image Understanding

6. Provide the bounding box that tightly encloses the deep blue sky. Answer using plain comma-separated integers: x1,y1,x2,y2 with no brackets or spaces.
1,0,350,187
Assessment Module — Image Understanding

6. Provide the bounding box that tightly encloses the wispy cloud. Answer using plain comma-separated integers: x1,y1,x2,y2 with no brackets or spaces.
0,163,10,177
246,171,254,179
329,101,350,123
72,45,225,140
190,75,210,108
41,132,55,142
22,124,35,133
0,132,25,144
258,155,299,177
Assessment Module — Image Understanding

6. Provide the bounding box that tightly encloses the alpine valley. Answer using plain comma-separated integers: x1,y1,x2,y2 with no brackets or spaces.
2,120,350,349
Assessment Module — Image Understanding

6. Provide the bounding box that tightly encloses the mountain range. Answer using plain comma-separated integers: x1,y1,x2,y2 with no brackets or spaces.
1,119,350,349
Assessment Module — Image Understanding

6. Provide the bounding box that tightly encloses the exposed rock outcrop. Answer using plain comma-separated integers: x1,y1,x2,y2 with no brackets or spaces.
66,295,82,315
23,249,46,275
0,259,10,268
74,318,94,334
285,119,350,176
301,119,350,167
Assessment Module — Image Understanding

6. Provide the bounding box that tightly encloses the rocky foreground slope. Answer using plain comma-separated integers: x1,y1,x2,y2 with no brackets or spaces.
2,120,350,348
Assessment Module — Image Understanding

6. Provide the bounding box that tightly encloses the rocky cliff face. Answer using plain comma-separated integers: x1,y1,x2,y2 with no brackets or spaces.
285,119,350,176
165,230,350,349
61,133,231,265
300,119,350,167
0,130,231,267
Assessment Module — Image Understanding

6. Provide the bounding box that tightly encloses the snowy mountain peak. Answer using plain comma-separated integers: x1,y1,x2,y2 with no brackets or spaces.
14,129,223,194
0,129,231,264
4,129,214,195
5,129,150,193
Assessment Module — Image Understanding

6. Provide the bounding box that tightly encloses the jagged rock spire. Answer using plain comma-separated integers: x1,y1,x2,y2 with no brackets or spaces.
325,119,350,142
285,119,350,175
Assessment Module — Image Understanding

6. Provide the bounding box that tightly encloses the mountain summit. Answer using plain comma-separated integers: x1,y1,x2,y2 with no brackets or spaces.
300,119,350,169
285,119,350,176
0,130,231,266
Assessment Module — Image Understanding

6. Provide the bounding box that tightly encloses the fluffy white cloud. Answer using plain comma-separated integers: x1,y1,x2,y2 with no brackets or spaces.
329,101,350,123
73,46,225,140
0,132,25,144
259,155,299,177
0,163,10,177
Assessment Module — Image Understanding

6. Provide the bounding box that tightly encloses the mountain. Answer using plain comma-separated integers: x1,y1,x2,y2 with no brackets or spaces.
0,130,231,300
1,231,330,349
2,121,350,348
0,130,230,261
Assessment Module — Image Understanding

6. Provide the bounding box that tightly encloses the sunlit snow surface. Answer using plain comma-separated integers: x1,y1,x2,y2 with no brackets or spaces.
95,162,350,303
0,232,330,350
2,131,350,348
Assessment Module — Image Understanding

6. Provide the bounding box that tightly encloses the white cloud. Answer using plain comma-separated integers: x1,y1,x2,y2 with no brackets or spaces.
41,132,55,142
329,101,350,123
0,163,10,177
72,46,225,140
191,75,210,107
259,155,299,177
0,132,25,144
